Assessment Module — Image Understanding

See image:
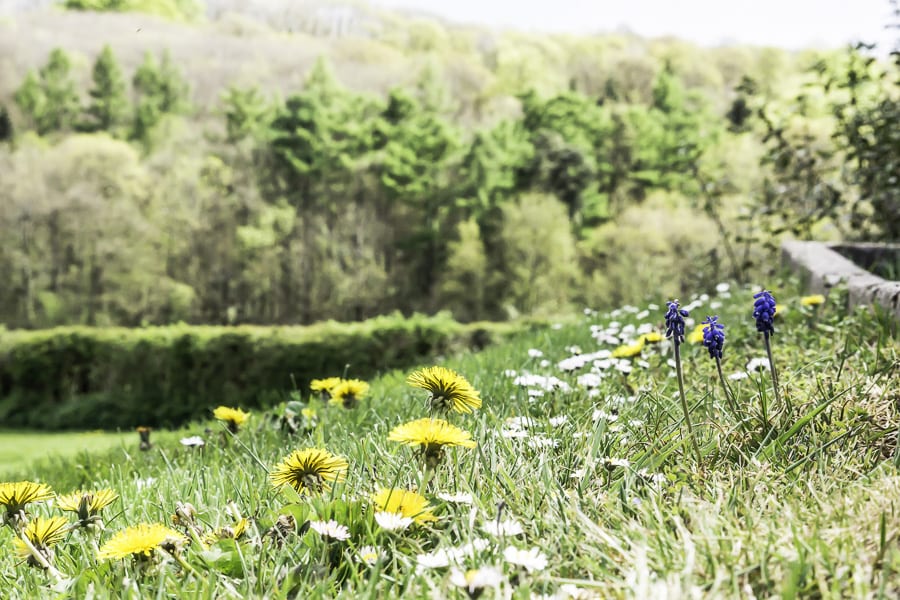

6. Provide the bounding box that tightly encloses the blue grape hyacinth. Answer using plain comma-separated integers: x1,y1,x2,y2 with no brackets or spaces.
753,290,776,335
701,315,725,360
665,300,690,345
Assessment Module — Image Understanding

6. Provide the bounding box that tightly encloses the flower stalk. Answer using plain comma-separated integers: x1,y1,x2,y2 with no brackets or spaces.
666,300,702,463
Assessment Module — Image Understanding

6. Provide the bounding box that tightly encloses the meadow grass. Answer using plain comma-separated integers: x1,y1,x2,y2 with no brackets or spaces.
1,282,898,599
0,431,134,474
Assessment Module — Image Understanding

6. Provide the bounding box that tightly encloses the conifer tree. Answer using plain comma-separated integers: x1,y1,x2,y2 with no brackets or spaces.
84,45,129,133
14,49,80,135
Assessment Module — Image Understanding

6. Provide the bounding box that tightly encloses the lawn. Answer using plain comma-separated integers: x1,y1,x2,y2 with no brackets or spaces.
1,282,898,599
0,430,133,475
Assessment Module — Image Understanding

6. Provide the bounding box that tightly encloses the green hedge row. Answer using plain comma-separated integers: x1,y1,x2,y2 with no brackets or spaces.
0,314,519,430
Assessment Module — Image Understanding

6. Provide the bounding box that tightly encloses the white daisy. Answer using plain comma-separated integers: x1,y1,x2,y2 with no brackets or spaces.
746,358,770,372
715,282,730,293
437,492,474,504
549,415,568,427
528,348,544,358
482,518,525,536
309,519,350,541
504,546,548,572
179,435,205,447
374,511,413,531
729,371,749,381
416,548,454,570
450,566,505,593
357,545,383,565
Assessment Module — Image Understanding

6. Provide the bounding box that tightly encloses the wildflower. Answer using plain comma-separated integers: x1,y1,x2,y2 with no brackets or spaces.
136,426,152,451
746,358,770,371
416,548,454,569
687,323,707,344
482,518,524,536
752,289,783,411
388,417,476,467
407,366,482,414
664,300,700,463
310,377,342,398
528,348,544,358
503,546,548,572
328,379,369,409
752,290,777,335
640,331,664,344
179,436,205,448
372,488,437,524
357,545,383,565
665,300,689,344
309,519,350,541
701,316,725,360
437,492,474,504
729,371,749,381
450,566,505,597
13,516,68,568
0,481,53,525
611,339,644,358
270,448,348,495
374,511,414,531
213,406,250,433
97,523,186,561
801,294,826,307
57,489,118,529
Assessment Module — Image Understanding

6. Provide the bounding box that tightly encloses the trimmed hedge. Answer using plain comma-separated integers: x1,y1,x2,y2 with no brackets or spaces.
0,314,518,430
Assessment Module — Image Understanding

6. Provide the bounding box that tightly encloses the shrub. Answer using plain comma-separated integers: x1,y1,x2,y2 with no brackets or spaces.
0,314,519,430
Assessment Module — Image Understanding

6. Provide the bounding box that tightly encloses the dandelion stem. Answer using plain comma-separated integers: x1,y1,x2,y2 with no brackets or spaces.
674,343,702,464
16,530,63,580
763,332,783,408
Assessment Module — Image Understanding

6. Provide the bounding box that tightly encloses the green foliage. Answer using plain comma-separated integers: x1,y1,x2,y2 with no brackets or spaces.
130,51,190,147
496,193,578,316
82,45,129,133
62,0,204,21
0,314,518,430
577,194,720,307
436,219,488,322
14,48,80,135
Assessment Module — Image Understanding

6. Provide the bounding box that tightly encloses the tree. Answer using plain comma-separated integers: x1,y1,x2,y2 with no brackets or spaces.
83,45,129,133
131,50,189,146
14,49,80,135
0,104,13,143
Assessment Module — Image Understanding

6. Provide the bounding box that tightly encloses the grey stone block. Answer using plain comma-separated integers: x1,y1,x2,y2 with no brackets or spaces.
781,240,900,322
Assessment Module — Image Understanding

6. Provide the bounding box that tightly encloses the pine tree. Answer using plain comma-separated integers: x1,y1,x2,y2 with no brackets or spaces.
38,49,80,133
14,49,79,135
130,50,189,146
84,45,129,133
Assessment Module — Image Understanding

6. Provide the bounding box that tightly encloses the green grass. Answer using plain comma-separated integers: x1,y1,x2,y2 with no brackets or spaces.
0,430,133,474
1,282,898,599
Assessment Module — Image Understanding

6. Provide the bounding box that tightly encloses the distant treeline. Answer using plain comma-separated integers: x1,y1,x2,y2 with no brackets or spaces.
0,25,896,327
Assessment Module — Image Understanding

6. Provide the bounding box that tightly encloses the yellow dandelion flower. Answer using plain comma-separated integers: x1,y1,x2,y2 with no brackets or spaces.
57,489,118,526
640,332,664,344
611,339,644,358
388,418,476,467
407,366,482,414
328,379,369,409
372,488,437,524
13,516,69,564
687,323,707,344
97,523,186,561
270,448,349,495
0,481,53,522
310,377,342,395
213,406,250,433
801,294,826,307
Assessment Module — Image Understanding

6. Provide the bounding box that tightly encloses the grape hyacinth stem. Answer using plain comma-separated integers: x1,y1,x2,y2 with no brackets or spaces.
674,342,701,464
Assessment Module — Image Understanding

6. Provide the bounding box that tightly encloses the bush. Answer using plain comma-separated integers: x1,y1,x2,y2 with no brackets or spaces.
0,314,519,430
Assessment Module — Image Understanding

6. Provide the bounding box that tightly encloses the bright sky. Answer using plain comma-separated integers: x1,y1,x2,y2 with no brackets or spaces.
369,0,898,51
